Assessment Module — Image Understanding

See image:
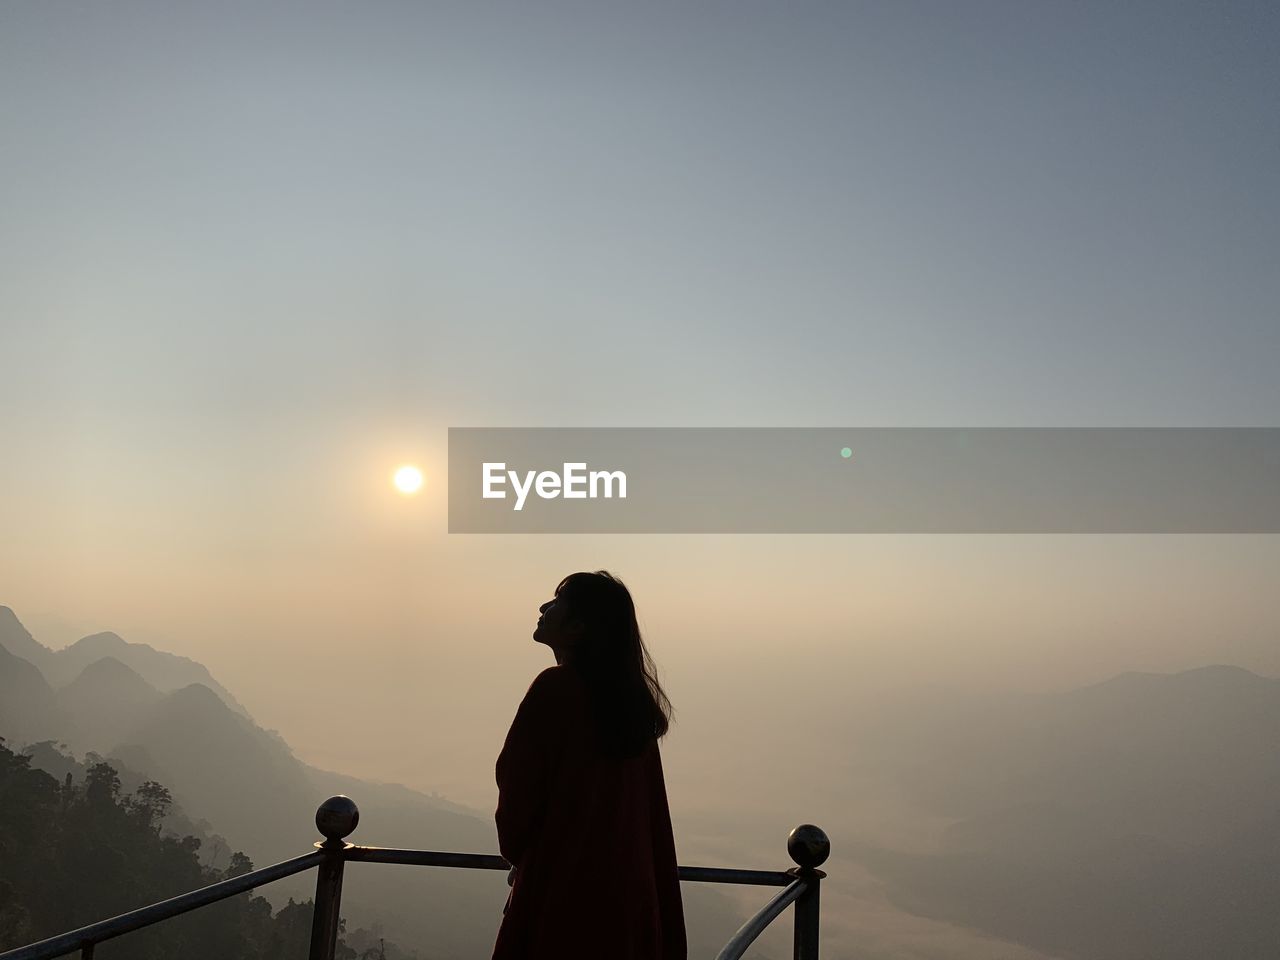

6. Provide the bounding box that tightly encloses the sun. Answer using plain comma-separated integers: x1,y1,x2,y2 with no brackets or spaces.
393,465,424,495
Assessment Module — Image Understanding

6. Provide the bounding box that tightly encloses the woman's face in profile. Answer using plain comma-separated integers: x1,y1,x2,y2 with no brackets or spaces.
533,590,572,648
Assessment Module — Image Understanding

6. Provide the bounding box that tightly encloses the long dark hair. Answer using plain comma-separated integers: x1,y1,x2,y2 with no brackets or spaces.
555,570,672,759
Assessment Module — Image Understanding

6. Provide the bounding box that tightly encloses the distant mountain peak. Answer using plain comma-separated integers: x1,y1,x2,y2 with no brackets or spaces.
0,606,52,661
0,604,55,680
65,655,161,694
1077,663,1275,697
78,654,134,675
67,631,134,653
1173,663,1266,681
47,626,253,719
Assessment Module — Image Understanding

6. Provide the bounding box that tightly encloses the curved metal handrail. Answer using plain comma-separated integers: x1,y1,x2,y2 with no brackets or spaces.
714,876,810,960
0,850,325,960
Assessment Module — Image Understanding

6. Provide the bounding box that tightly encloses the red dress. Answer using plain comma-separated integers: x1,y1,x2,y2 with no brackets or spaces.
492,664,687,960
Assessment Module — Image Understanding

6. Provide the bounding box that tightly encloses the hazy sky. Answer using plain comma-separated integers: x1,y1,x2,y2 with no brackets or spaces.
3,0,1278,826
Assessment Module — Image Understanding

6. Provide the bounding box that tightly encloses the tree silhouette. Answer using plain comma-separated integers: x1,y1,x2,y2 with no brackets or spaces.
0,737,386,960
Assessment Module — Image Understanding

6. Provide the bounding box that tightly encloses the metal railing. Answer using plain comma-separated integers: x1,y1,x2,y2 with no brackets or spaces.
0,796,829,960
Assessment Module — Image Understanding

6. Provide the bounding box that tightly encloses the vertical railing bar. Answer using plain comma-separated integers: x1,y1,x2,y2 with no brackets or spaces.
308,796,360,960
792,872,821,960
786,824,830,960
307,848,347,960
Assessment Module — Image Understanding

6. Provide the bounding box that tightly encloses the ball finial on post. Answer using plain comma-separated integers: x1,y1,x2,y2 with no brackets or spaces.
787,823,830,870
315,795,359,845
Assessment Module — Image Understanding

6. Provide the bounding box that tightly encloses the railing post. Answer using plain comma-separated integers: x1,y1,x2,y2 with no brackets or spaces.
308,796,360,960
786,824,829,960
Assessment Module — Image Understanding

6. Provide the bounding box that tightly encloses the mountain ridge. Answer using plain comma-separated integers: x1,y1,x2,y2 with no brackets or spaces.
0,606,250,717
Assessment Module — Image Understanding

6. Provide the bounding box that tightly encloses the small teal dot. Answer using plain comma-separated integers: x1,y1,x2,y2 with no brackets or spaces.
840,447,853,459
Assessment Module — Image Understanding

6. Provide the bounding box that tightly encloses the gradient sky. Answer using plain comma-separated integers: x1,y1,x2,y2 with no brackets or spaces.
2,0,1278,839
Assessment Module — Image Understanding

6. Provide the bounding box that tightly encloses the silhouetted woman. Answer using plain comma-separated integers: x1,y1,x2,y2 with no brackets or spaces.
491,570,686,960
